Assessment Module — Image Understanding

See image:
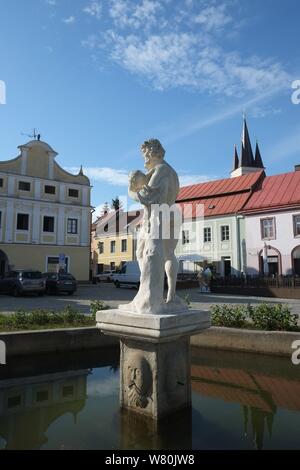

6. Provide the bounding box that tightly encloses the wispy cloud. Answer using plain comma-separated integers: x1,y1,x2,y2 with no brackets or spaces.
82,0,291,97
68,166,129,186
68,166,217,188
83,1,102,20
46,0,56,5
63,16,75,25
109,0,161,29
194,4,232,31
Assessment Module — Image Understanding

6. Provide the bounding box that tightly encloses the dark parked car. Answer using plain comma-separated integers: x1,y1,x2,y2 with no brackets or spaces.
0,270,46,296
43,273,77,295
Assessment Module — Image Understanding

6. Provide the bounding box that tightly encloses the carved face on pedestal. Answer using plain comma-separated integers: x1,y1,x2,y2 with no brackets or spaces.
126,352,152,409
141,139,165,171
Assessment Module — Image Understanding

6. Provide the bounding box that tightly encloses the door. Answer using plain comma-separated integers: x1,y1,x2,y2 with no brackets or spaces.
294,258,300,276
222,257,231,277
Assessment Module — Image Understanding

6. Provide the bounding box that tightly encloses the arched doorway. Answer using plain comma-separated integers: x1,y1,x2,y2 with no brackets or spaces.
0,250,8,277
292,246,300,275
258,246,282,276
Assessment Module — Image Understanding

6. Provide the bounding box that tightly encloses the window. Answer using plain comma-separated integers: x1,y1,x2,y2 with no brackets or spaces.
67,218,78,234
68,188,79,198
110,262,115,271
293,215,300,237
43,216,55,233
0,211,2,228
111,240,116,253
18,181,31,191
182,230,190,245
121,239,127,252
261,218,275,240
44,185,56,195
17,213,29,231
221,225,230,241
204,227,211,243
98,242,104,254
36,391,49,403
97,264,104,274
62,385,74,398
0,178,3,187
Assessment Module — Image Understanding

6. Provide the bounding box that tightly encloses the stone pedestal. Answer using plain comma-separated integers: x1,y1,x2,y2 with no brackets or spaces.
96,308,211,420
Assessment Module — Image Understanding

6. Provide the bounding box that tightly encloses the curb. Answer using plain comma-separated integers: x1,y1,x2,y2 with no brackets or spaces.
0,327,118,358
1,326,300,359
191,326,300,357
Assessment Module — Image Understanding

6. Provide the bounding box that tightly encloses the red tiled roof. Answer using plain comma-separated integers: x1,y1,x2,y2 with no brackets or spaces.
178,171,264,200
243,171,300,213
176,171,264,217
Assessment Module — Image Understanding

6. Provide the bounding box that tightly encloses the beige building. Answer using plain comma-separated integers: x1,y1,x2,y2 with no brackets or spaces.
91,209,142,275
0,138,92,281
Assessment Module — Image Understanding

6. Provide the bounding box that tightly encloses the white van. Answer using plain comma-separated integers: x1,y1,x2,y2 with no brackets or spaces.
114,261,141,288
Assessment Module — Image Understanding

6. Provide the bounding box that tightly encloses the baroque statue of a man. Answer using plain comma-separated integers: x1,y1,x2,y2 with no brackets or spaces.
120,139,186,315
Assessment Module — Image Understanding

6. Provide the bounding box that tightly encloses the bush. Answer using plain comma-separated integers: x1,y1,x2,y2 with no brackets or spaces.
248,303,298,331
211,304,248,328
0,306,96,332
210,303,299,331
90,300,109,320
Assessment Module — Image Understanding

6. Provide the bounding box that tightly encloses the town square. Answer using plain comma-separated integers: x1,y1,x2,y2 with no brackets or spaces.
0,0,300,460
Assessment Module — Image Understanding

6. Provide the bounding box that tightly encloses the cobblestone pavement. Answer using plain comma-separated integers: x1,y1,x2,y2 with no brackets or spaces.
1,284,300,317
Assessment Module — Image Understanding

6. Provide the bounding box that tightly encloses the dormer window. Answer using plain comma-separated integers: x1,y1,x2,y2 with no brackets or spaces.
68,188,79,198
19,181,30,191
45,185,56,195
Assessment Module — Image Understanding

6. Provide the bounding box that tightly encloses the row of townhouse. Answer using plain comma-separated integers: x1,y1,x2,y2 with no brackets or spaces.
92,118,300,278
0,138,92,281
175,119,300,277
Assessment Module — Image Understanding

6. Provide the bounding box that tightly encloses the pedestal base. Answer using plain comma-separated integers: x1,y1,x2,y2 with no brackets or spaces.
96,308,211,420
120,336,191,419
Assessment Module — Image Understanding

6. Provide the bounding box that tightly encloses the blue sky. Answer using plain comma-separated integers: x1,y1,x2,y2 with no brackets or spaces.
0,0,299,218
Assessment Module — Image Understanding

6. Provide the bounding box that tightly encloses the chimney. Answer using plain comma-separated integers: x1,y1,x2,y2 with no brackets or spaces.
295,165,300,172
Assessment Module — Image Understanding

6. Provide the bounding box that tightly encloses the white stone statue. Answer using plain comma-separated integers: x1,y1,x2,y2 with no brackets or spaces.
119,139,187,315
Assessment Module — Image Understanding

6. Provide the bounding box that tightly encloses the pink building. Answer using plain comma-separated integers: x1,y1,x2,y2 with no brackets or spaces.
242,170,300,276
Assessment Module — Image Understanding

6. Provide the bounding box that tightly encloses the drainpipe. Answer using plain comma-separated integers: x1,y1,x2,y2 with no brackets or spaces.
235,214,243,275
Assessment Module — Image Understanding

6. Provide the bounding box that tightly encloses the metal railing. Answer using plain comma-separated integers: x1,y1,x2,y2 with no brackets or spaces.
213,276,300,289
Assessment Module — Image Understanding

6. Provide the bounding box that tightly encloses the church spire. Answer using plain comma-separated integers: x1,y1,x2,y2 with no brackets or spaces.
254,141,264,168
240,117,255,168
232,145,239,171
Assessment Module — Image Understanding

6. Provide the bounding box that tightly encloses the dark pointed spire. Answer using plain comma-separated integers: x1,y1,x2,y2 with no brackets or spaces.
78,165,84,176
240,117,255,168
232,145,239,171
254,141,264,168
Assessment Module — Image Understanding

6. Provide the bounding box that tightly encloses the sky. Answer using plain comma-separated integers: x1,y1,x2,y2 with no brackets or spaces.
0,0,300,219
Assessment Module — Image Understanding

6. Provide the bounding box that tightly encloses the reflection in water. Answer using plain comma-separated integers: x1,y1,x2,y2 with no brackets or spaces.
0,346,300,449
120,408,192,450
0,369,89,449
191,347,300,450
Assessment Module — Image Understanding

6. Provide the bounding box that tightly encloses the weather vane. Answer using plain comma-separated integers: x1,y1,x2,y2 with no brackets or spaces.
21,128,41,141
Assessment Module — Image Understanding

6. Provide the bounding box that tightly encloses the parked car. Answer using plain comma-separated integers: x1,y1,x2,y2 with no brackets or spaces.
96,270,117,282
113,261,140,288
43,272,77,295
0,270,46,296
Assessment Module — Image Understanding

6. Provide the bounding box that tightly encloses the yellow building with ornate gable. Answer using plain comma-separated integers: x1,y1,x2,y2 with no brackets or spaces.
91,209,143,275
0,139,92,281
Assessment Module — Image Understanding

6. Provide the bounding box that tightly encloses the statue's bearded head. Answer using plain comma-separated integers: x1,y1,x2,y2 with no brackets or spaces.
141,139,165,171
126,352,152,409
